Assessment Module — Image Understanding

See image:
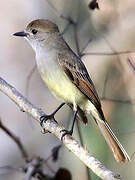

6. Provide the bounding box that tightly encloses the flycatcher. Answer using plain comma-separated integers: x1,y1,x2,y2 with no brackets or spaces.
14,19,130,163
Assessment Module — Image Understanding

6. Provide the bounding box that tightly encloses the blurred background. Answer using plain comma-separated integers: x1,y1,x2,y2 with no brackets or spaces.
0,0,135,179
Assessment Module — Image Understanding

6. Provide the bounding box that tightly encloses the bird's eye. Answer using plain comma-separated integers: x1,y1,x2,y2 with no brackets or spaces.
31,29,38,35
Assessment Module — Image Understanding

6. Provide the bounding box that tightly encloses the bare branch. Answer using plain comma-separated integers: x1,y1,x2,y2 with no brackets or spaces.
80,38,92,56
101,97,135,104
0,166,23,174
0,119,28,161
25,65,36,98
45,1,134,59
60,22,72,35
24,158,44,180
45,0,62,17
100,70,135,105
81,50,135,57
0,77,121,180
76,121,92,180
0,159,50,180
127,58,135,72
72,21,81,56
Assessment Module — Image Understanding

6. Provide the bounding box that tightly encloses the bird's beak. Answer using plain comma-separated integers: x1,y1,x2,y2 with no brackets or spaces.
13,31,28,37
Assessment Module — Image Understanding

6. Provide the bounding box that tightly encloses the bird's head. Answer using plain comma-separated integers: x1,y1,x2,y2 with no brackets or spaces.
13,19,60,52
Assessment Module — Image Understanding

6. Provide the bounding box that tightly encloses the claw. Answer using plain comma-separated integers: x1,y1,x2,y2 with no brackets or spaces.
40,115,52,126
40,114,58,127
40,103,65,127
60,129,73,141
40,115,46,127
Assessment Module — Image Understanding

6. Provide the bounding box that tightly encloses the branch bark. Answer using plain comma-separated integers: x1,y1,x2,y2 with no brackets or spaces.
0,77,121,180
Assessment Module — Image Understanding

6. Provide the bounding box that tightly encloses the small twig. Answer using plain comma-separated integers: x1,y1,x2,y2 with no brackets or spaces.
80,38,92,56
61,16,82,57
0,166,23,174
25,64,36,98
60,15,81,56
127,58,135,72
43,159,56,174
76,121,91,180
0,77,121,180
24,158,43,180
46,0,134,59
100,69,135,105
81,50,135,57
98,38,135,106
45,0,62,18
101,75,135,104
101,97,135,105
0,120,28,161
60,22,72,35
0,122,53,179
25,166,35,180
42,145,62,174
101,72,109,99
72,22,81,56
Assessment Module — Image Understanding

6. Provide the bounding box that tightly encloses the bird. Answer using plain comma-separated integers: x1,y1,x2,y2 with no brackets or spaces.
13,19,130,163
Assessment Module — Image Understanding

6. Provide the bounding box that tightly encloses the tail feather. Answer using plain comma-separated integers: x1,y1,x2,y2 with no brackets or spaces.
96,119,130,163
79,101,130,163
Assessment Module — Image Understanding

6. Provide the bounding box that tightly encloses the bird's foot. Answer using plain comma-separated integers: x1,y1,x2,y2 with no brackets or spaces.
40,114,58,127
40,103,65,127
60,129,73,140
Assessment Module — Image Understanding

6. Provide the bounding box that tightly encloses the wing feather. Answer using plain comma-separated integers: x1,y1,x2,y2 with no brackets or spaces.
58,51,104,119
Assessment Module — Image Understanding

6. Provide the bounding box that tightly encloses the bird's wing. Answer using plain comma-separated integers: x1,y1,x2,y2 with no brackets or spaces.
58,50,104,120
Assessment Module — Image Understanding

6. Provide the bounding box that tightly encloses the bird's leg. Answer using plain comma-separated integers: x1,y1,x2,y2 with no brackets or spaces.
40,102,65,126
61,110,78,140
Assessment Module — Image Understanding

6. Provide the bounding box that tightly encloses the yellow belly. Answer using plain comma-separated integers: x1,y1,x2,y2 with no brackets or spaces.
40,68,85,105
36,54,87,107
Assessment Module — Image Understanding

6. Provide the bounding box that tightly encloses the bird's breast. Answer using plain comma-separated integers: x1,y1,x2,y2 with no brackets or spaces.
36,54,84,104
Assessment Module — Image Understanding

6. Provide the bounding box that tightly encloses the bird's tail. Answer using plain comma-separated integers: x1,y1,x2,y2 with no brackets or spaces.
79,100,130,163
95,119,130,163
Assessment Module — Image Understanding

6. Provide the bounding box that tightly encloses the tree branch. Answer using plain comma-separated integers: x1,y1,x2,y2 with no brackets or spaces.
0,120,28,161
81,50,135,57
0,77,121,180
